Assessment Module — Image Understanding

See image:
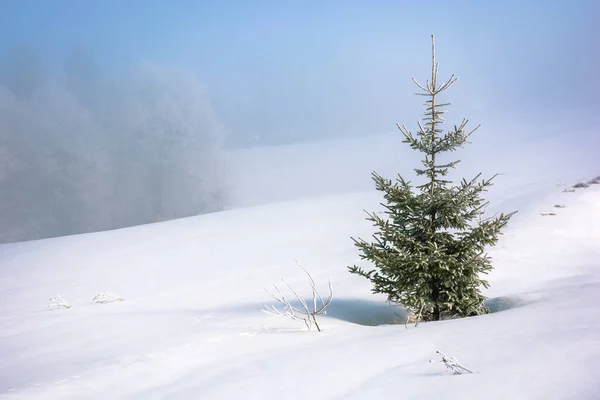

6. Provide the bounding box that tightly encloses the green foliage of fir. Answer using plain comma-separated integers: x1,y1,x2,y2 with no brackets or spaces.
348,35,516,322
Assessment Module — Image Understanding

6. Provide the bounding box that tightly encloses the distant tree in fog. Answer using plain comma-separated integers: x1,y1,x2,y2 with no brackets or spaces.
0,49,227,243
28,81,114,233
111,62,227,225
0,81,112,241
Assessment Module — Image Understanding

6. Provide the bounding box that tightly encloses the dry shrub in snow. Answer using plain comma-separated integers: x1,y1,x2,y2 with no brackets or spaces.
263,262,333,332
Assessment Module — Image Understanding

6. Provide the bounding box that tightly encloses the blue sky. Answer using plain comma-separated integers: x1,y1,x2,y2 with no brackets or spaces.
1,0,598,144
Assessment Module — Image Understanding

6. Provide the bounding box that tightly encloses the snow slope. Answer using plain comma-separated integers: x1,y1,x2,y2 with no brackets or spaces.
1,133,599,399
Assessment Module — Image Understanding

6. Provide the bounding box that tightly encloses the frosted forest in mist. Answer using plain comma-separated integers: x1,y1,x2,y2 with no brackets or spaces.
0,1,597,243
0,45,227,242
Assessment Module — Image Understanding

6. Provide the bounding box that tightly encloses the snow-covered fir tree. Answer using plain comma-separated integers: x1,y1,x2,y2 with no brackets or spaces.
349,35,516,322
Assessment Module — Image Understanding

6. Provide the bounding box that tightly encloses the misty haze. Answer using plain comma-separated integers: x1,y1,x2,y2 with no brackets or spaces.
1,1,597,243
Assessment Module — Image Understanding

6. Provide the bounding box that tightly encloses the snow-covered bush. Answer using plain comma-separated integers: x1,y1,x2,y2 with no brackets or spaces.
92,292,124,304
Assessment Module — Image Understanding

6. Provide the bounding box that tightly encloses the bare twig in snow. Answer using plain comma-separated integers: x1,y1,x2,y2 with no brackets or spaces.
414,303,424,327
430,350,474,374
262,261,333,331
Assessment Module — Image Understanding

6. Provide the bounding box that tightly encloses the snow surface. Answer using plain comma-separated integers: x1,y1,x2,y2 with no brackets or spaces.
1,132,600,399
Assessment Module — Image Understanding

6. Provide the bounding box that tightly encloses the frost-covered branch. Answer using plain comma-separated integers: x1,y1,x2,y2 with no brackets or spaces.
262,262,333,331
557,179,576,193
430,350,474,374
48,295,71,310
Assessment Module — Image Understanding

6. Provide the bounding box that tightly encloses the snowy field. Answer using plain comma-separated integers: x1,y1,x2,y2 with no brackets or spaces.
1,131,599,399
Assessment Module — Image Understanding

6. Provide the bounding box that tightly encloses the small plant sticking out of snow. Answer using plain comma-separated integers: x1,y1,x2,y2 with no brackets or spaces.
430,350,474,375
404,304,425,328
554,204,567,208
92,292,124,304
48,295,71,310
573,182,590,189
404,312,419,329
540,212,557,216
557,180,576,193
263,262,333,332
559,175,600,190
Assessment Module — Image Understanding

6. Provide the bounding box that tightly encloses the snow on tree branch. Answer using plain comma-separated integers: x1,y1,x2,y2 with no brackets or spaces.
430,350,474,374
262,261,333,332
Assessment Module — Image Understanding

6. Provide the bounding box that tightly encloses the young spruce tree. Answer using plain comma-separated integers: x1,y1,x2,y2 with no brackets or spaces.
348,35,516,322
